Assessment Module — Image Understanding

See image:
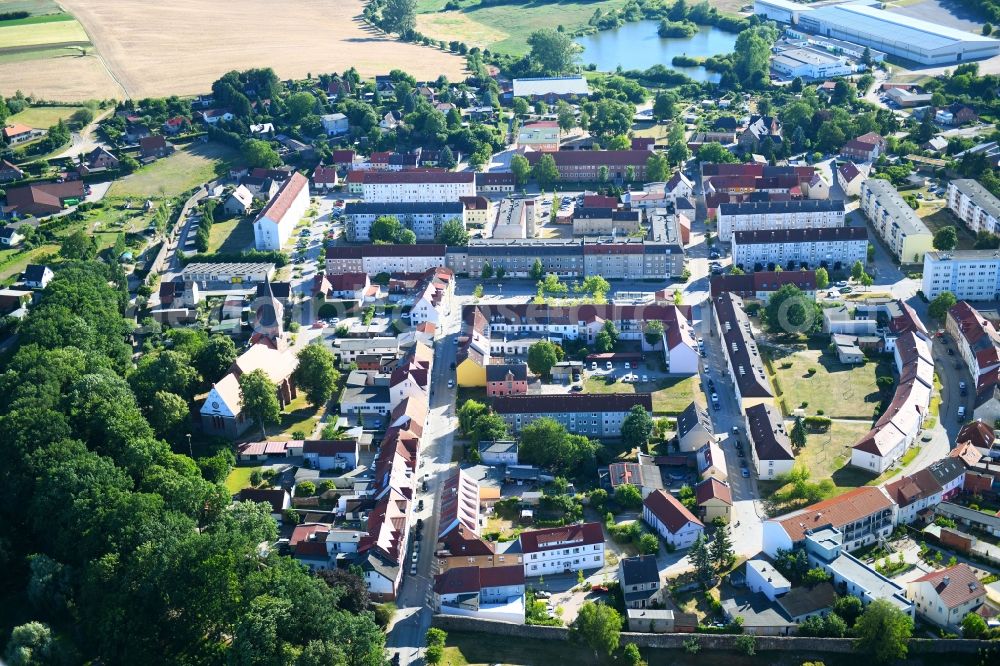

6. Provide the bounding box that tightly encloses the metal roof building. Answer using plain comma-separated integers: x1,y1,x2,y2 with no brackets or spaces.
756,0,1000,64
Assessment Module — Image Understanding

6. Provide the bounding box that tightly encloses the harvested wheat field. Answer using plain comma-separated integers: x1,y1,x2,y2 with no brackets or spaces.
0,54,124,101
43,0,465,100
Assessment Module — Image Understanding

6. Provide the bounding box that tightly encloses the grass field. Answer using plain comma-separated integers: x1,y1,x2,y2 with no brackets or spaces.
207,216,255,254
417,0,632,54
922,208,976,250
108,143,238,200
0,243,59,283
270,394,322,441
9,104,85,128
769,348,885,419
224,465,261,495
584,373,700,415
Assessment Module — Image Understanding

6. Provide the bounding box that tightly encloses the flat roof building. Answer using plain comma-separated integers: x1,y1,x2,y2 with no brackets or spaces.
922,250,1000,301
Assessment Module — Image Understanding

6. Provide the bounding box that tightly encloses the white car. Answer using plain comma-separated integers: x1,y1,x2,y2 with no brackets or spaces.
447,379,455,388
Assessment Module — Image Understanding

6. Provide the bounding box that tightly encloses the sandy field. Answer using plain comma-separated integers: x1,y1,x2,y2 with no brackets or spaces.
33,0,465,100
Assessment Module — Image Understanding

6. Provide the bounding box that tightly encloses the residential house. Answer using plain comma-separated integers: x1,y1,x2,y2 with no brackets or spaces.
922,249,1000,302
746,559,791,601
746,403,794,480
762,486,896,556
907,564,986,630
738,115,782,151
139,135,174,160
0,159,24,183
517,121,561,151
320,113,349,136
2,123,38,145
363,171,475,203
432,565,526,624
486,363,529,397
717,199,846,242
254,172,310,251
518,522,605,576
0,226,24,247
697,440,728,483
236,488,291,523
676,402,715,452
606,460,665,498
947,179,1000,236
695,478,733,523
478,440,518,466
837,161,865,197
511,76,590,102
619,555,661,609
23,264,53,289
312,164,339,192
861,178,934,264
841,133,886,162
642,489,704,548
345,201,464,242
223,185,254,217
523,150,651,182
200,109,234,125
475,172,516,194
302,439,360,471
78,147,119,176
162,116,188,134
947,301,1000,388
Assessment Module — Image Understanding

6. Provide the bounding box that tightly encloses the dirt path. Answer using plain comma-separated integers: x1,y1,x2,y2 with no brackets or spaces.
58,0,465,99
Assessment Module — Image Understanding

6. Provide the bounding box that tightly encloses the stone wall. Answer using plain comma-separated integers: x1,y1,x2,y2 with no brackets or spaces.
431,615,998,655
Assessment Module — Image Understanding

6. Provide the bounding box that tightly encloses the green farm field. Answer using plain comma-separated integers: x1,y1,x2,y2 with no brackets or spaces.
108,143,239,201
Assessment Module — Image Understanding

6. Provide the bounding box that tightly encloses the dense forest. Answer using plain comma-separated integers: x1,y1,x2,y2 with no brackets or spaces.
0,263,385,665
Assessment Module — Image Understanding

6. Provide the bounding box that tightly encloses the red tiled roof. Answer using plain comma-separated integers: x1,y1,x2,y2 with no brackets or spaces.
257,172,307,223
302,439,357,456
695,478,732,506
480,564,525,588
519,522,604,553
776,486,893,543
363,171,474,184
643,489,703,533
957,420,995,449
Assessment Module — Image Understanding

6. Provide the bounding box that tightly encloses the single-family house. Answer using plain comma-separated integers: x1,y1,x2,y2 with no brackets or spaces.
642,489,704,549
223,185,254,217
23,264,53,289
0,159,24,183
746,403,795,480
695,478,733,523
619,555,660,609
676,402,715,452
485,363,529,397
907,563,986,630
478,440,518,466
139,135,174,160
302,439,360,471
236,487,291,523
519,522,605,576
321,113,349,136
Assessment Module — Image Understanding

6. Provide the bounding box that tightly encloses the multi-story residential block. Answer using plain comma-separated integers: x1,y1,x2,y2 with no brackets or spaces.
710,270,817,303
922,250,1000,301
492,393,652,438
572,207,641,236
732,227,868,271
489,198,536,239
947,178,1000,235
432,565,527,624
946,301,1000,387
841,132,886,163
326,244,446,275
642,489,704,549
860,178,933,263
344,201,465,242
745,403,794,480
519,522,605,576
475,172,516,194
362,171,476,203
717,199,845,242
444,238,684,280
712,292,774,409
907,564,986,630
762,485,896,556
523,150,650,182
850,331,933,473
517,121,561,151
253,172,309,250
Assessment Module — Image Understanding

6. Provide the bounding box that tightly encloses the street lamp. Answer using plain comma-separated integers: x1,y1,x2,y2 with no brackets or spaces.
187,433,193,458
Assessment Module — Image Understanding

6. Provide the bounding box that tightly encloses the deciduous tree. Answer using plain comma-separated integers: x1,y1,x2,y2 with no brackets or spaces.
293,343,340,408
570,602,622,657
239,368,280,439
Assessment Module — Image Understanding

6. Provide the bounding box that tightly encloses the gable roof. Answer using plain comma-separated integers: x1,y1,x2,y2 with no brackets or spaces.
695,478,733,506
485,363,528,382
620,554,659,586
774,486,893,544
519,522,604,553
911,563,985,609
491,393,652,415
746,403,794,462
957,420,995,449
236,487,288,513
643,489,703,534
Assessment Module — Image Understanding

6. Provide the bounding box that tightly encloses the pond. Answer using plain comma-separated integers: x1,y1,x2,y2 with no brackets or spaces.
576,20,737,83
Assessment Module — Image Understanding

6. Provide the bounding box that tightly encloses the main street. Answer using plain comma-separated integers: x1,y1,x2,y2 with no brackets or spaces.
386,300,464,666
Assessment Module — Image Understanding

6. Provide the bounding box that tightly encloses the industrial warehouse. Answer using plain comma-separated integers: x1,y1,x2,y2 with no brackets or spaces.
754,0,1000,65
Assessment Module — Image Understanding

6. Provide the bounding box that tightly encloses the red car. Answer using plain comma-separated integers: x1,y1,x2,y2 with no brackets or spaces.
591,585,608,593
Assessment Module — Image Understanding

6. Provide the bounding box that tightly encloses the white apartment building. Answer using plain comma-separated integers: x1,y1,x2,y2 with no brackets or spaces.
922,250,1000,301
362,171,476,203
344,201,465,242
519,523,605,576
253,172,309,250
732,226,868,271
325,245,447,275
717,199,845,242
947,179,1000,235
860,178,934,264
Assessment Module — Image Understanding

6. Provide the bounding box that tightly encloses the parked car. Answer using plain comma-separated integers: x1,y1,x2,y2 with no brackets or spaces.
641,374,648,383
447,379,454,388
591,361,598,370
417,499,424,511
741,468,750,478
571,384,583,391
958,405,966,420
606,361,613,370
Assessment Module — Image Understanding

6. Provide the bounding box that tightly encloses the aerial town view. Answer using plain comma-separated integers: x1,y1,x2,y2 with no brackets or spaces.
4,0,1000,664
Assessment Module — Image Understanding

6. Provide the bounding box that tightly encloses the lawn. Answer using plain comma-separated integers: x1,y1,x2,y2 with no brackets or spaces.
270,394,323,441
922,208,976,250
584,374,700,415
108,142,238,200
0,243,59,283
224,465,261,495
415,0,632,54
9,104,86,128
799,420,879,493
207,216,255,254
768,348,886,419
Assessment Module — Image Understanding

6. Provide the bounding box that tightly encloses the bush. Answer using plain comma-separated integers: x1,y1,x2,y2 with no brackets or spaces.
373,602,395,629
296,480,316,497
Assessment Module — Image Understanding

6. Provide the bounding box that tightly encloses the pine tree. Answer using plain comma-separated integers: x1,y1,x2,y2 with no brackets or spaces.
710,527,735,573
690,534,714,588
790,416,807,450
